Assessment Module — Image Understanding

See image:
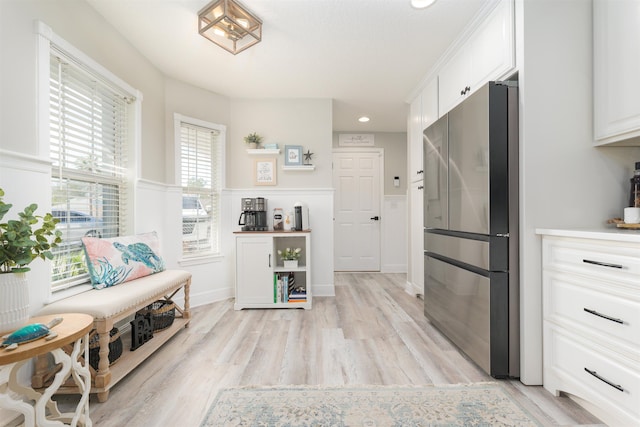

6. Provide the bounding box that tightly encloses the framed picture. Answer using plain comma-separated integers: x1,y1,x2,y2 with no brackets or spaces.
254,158,277,186
338,134,374,146
284,145,303,166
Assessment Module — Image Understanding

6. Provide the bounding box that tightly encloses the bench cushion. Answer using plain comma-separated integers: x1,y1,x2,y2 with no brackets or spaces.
38,269,191,320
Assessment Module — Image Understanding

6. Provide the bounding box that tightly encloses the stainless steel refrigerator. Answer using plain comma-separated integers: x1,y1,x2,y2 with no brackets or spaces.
423,81,519,378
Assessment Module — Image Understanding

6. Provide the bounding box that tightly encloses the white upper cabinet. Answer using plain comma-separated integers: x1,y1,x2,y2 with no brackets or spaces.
409,77,438,183
438,0,515,115
409,94,424,183
421,77,439,130
594,0,640,146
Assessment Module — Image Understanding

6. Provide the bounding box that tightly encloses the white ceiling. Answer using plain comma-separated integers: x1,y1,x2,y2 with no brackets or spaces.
86,0,488,132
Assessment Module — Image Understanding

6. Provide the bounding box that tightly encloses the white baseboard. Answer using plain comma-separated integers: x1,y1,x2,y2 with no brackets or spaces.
404,280,423,298
381,263,407,273
189,287,235,308
312,283,336,297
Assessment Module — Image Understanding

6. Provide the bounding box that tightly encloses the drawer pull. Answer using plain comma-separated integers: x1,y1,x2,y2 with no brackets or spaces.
584,368,624,392
583,308,624,324
582,259,623,269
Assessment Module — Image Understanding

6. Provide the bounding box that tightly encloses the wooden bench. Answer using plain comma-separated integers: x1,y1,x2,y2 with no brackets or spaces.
31,269,191,402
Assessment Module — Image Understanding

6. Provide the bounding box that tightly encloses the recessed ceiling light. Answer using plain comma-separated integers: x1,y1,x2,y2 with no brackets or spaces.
358,116,370,123
411,0,436,9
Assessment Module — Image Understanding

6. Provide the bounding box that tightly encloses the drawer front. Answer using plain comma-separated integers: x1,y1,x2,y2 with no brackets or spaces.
546,326,640,421
545,272,640,348
543,237,640,286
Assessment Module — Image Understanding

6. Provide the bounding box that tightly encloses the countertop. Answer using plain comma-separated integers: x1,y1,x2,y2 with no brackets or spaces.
536,227,640,243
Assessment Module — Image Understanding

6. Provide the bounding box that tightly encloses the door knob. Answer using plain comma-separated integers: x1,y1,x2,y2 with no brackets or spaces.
370,216,380,221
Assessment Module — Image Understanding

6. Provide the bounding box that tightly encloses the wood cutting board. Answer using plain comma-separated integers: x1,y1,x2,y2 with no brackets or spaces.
617,223,640,229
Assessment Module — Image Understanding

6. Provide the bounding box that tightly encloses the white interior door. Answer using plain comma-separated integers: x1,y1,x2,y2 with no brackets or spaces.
333,150,382,271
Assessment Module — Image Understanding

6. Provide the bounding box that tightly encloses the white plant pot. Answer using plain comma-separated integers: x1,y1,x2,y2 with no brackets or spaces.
0,272,30,334
283,260,298,269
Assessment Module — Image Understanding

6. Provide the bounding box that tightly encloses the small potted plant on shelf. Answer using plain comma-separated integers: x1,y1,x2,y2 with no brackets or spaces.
244,132,263,149
0,188,62,333
278,247,301,269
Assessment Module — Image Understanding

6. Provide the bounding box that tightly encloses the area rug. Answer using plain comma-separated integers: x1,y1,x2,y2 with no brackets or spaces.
200,383,543,426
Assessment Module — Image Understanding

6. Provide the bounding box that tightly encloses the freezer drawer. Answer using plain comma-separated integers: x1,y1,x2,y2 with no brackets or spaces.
425,232,489,271
424,254,512,377
424,230,509,272
424,255,491,374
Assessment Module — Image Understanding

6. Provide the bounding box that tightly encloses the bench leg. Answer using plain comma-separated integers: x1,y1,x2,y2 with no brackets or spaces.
183,278,191,326
97,390,110,403
94,320,112,391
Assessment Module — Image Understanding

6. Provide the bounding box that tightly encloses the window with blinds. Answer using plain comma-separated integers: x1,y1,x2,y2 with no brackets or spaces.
49,46,133,291
179,120,224,257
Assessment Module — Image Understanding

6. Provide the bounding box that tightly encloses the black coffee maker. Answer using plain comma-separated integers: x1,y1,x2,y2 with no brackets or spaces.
239,197,268,231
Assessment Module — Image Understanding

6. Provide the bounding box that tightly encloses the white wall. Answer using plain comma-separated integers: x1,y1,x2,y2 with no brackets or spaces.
517,0,640,384
228,98,333,189
382,195,407,273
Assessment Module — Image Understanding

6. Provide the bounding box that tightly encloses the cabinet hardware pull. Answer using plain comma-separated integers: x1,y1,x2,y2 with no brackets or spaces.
417,170,424,174
269,253,271,268
582,259,623,269
418,186,424,190
583,308,624,324
584,368,624,392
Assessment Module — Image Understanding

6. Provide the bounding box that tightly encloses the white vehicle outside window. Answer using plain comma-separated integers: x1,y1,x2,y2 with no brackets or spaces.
182,194,212,248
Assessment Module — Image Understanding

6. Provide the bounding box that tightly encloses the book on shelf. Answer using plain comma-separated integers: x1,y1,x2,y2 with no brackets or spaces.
275,272,305,303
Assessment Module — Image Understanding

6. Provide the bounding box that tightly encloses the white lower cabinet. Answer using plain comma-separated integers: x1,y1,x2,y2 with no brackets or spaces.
409,180,424,294
538,230,640,427
234,231,311,310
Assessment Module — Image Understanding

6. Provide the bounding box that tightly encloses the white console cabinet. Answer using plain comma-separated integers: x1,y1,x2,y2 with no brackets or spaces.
234,231,311,310
538,229,640,427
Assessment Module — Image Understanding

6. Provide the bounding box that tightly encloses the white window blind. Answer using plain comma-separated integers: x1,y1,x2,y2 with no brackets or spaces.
49,46,132,291
180,121,223,256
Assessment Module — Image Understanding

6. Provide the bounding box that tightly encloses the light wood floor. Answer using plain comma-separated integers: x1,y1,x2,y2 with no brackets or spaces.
58,272,604,426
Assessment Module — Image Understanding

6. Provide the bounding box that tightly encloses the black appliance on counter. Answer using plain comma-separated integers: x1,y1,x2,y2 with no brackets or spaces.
423,81,519,378
239,197,268,231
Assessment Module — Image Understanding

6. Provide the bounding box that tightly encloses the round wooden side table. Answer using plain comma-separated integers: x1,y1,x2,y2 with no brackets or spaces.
0,313,93,427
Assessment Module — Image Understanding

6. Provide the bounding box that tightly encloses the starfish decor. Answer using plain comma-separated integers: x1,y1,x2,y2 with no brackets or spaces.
303,150,314,165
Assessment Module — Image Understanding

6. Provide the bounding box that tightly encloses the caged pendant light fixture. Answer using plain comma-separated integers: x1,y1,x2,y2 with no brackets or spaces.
198,0,262,55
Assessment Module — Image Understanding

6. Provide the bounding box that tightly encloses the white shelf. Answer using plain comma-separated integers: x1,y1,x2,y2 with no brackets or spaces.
282,165,315,171
246,148,280,155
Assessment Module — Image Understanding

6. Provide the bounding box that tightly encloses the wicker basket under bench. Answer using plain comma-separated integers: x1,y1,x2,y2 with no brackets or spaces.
31,269,192,402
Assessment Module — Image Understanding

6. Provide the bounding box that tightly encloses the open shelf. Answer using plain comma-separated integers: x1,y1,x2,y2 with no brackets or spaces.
282,165,315,171
246,148,280,155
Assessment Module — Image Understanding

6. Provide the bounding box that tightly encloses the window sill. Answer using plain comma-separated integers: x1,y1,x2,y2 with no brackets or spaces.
179,253,224,267
48,283,93,304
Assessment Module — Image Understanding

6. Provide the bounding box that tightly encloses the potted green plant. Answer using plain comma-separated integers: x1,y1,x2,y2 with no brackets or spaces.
278,247,301,269
244,132,263,149
0,188,62,333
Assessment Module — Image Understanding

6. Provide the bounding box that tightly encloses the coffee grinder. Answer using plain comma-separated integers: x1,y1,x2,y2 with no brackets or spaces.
238,197,268,231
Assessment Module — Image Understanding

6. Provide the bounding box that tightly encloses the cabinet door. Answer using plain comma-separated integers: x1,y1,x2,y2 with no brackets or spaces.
409,95,424,182
594,0,640,145
410,181,425,294
438,45,471,115
438,0,514,116
468,0,514,92
236,236,273,304
421,77,439,130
